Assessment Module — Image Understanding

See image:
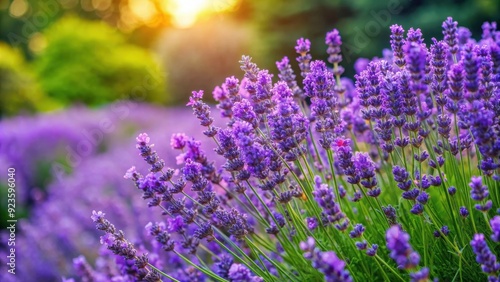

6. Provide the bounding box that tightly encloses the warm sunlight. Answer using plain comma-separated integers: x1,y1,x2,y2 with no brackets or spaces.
161,0,238,28
129,0,157,22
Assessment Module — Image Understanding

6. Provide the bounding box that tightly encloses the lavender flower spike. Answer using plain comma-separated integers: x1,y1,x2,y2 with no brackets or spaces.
386,225,420,270
296,37,312,77
490,216,500,242
300,237,353,282
471,233,500,280
390,24,406,68
442,17,459,56
469,176,492,211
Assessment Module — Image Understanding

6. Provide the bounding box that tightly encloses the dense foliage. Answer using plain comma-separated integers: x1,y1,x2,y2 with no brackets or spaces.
34,17,168,106
0,43,55,117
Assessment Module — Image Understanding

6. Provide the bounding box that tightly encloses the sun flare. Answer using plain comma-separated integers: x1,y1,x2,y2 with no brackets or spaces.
161,0,238,28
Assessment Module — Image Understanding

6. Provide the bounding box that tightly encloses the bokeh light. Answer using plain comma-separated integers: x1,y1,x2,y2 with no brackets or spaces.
161,0,239,28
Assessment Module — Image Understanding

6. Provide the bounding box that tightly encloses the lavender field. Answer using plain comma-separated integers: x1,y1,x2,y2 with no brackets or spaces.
2,1,500,282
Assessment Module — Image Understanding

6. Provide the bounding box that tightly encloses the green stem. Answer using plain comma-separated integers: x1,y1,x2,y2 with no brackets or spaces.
147,263,181,282
173,251,228,282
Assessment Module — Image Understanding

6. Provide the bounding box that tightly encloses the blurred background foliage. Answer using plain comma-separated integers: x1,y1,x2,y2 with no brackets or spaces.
0,43,56,116
0,0,499,116
34,16,167,106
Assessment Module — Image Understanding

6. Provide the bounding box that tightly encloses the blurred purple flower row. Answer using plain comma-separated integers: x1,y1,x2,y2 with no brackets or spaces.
0,103,219,281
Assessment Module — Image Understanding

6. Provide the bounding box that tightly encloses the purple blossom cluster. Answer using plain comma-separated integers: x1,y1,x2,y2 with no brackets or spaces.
83,18,500,282
300,237,353,282
470,234,500,281
386,226,429,281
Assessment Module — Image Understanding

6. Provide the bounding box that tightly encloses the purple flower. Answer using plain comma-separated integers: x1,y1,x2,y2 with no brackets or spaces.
325,28,344,75
187,91,217,137
300,237,353,282
215,254,234,279
268,82,308,161
390,24,406,68
194,222,214,241
239,55,259,82
167,216,185,233
304,60,335,99
459,206,469,218
146,222,175,252
490,216,500,242
355,240,367,250
445,63,465,114
434,226,450,238
431,38,449,104
442,17,459,55
213,85,232,119
182,158,203,184
313,180,347,229
410,203,424,215
458,27,472,45
213,76,241,119
276,56,302,98
392,166,411,191
320,251,353,282
135,133,165,172
73,256,95,281
295,37,311,55
471,233,500,278
469,176,490,202
386,225,420,269
353,152,376,179
382,205,398,226
307,217,318,230
334,137,359,184
407,28,423,44
416,191,429,205
448,186,457,196
366,244,378,257
304,61,342,149
233,99,258,128
349,224,365,238
228,263,262,282
170,133,189,150
296,38,312,77
462,43,480,100
250,69,275,116
354,58,370,74
216,128,246,177
470,107,500,171
409,267,430,282
353,152,381,197
404,41,427,93
214,208,250,240
91,210,106,222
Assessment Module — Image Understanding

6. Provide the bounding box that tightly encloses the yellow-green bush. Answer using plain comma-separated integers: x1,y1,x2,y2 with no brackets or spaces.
34,16,168,106
0,43,55,117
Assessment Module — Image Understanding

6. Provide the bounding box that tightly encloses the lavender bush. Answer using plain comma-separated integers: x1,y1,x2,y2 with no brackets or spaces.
84,18,500,281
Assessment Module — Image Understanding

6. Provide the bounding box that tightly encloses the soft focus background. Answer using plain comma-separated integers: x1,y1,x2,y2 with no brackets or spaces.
0,0,499,280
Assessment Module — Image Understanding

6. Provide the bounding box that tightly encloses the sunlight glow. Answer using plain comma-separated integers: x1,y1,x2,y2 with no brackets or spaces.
162,0,238,28
129,0,157,22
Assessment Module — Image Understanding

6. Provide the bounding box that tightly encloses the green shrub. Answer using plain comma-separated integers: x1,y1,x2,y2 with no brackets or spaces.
34,16,167,106
0,43,55,117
